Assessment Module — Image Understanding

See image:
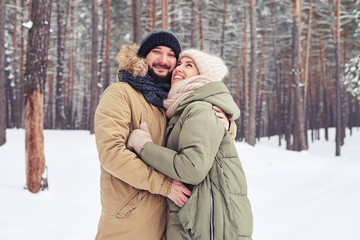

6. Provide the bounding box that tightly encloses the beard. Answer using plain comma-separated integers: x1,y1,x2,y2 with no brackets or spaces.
148,65,172,84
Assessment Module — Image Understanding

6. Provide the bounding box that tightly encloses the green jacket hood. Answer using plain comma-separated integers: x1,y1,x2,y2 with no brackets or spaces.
176,81,240,120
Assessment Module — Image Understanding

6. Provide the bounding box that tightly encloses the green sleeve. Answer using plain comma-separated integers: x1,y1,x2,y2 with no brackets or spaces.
141,103,224,185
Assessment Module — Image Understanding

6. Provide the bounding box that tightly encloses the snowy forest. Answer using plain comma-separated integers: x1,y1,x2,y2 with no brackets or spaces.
0,0,360,157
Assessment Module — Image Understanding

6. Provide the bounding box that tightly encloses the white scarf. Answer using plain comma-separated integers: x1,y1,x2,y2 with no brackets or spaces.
164,75,212,118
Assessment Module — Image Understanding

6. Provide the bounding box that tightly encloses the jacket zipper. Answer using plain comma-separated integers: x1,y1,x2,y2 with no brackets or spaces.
210,182,214,240
164,123,175,147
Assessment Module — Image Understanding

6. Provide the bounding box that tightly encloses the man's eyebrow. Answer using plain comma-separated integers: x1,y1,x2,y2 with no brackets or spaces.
152,46,175,53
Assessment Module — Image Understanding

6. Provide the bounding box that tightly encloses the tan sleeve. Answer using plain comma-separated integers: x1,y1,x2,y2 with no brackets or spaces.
228,120,237,140
95,83,171,196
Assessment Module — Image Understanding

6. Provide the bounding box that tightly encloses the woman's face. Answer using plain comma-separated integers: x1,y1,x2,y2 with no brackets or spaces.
171,57,199,86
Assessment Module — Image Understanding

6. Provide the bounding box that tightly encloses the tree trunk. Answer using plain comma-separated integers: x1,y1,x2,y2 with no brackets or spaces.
152,0,156,29
190,0,198,48
303,0,313,107
103,0,111,90
45,61,54,129
335,0,342,156
291,0,307,151
285,50,294,150
67,1,75,129
243,0,249,141
220,0,227,58
161,0,168,29
317,21,329,141
170,0,177,32
18,0,26,129
55,0,65,129
147,0,152,31
24,0,51,193
13,0,21,128
247,0,257,146
256,26,267,139
89,0,99,134
270,3,282,146
0,0,6,146
199,4,204,50
132,0,142,43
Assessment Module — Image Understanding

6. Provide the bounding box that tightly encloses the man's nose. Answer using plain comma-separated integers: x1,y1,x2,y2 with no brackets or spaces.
159,54,168,63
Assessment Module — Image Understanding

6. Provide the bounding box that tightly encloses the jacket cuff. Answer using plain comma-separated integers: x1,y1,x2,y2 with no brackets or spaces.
159,176,172,197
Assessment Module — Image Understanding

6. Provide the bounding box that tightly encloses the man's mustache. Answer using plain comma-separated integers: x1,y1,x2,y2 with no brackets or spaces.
152,62,171,70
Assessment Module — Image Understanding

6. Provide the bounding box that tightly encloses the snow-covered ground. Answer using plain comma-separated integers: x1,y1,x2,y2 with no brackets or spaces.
0,128,359,240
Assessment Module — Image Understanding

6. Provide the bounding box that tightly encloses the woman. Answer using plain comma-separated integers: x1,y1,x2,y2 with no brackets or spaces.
127,49,253,240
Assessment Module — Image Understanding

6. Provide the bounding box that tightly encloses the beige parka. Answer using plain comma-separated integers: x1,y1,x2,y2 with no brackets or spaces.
94,44,172,240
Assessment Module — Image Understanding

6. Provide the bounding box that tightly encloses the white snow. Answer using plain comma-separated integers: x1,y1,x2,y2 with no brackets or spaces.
1,128,360,240
22,21,33,29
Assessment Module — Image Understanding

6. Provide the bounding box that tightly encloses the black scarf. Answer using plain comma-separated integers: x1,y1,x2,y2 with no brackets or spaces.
118,70,171,109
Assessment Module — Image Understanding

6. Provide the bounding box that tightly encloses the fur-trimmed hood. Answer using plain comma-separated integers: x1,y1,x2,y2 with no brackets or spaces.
115,44,148,77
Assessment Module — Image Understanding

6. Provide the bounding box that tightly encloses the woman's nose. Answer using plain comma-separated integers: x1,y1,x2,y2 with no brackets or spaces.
175,65,183,72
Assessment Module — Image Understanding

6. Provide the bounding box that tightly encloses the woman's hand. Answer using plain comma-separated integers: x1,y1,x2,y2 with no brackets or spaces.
126,122,152,155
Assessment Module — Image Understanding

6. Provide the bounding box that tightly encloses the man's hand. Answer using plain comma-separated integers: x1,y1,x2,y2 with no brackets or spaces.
168,179,192,207
213,106,230,130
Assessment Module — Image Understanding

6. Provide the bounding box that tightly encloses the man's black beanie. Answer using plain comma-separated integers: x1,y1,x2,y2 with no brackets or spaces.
137,29,181,60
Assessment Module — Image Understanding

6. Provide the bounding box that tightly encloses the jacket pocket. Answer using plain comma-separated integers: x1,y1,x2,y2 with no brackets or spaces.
177,185,199,233
115,190,146,218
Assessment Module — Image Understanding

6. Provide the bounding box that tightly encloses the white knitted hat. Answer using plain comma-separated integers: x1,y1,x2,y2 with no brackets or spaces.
179,49,228,82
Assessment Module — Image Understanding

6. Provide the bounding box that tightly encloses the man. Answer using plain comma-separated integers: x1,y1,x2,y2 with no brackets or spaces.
94,29,233,239
94,29,192,240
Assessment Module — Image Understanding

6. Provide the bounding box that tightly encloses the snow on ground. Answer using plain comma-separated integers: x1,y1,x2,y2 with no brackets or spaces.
0,128,359,240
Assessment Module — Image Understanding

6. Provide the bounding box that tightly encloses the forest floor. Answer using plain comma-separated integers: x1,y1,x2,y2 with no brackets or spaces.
1,128,359,240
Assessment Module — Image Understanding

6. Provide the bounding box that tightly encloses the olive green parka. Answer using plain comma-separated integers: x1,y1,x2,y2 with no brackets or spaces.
141,81,253,239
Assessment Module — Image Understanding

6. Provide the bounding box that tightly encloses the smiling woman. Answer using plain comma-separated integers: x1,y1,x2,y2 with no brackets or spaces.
171,57,200,86
127,49,253,240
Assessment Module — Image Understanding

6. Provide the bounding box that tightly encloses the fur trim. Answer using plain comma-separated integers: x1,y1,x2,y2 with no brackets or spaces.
116,44,148,77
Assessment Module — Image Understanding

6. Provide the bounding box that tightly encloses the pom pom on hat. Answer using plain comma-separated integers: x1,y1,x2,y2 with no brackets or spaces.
138,29,181,59
179,49,228,82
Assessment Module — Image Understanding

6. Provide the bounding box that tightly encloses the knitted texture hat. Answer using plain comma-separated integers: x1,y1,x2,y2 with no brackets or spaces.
179,49,229,82
137,29,181,59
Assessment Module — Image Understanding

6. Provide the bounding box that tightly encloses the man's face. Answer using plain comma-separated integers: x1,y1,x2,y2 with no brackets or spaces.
145,46,177,83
